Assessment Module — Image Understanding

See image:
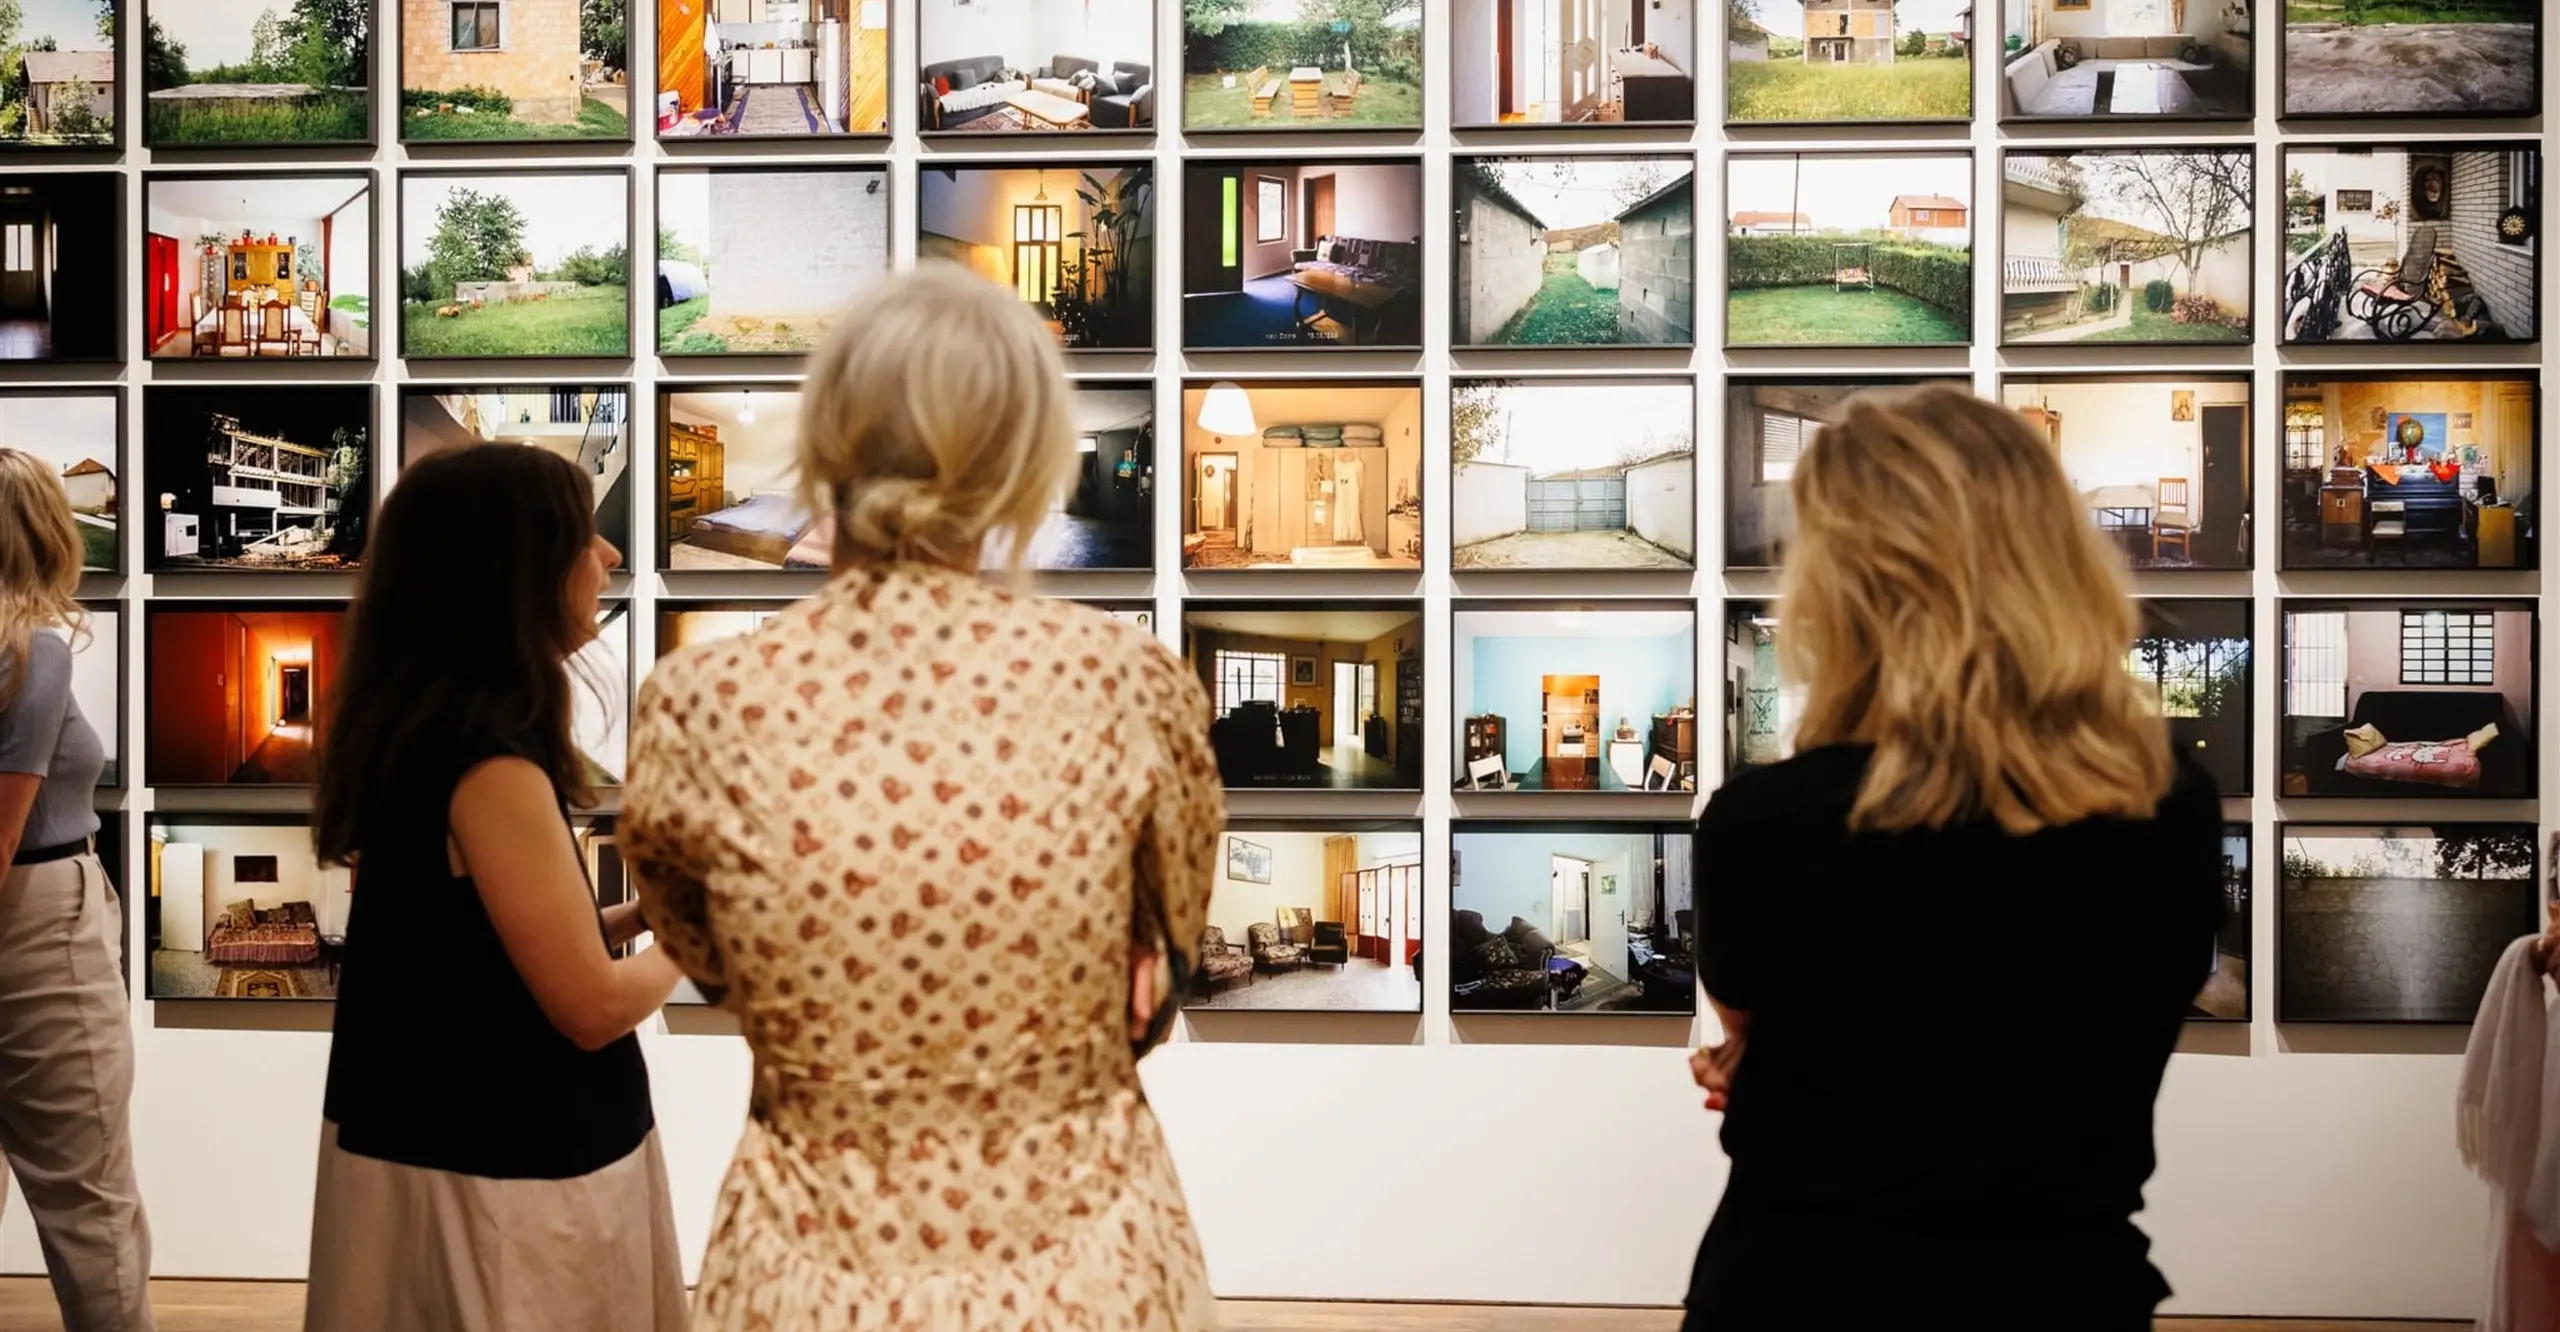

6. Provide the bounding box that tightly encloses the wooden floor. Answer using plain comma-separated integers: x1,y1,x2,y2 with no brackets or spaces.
0,1280,2468,1331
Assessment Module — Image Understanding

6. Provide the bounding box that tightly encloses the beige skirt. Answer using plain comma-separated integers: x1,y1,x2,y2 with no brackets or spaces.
304,1120,687,1332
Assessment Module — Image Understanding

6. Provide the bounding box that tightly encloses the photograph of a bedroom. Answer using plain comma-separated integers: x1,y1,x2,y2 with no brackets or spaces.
1456,603,1698,792
1189,826,1424,1013
2280,601,2537,799
658,386,816,571
145,815,347,1001
1448,824,1695,1013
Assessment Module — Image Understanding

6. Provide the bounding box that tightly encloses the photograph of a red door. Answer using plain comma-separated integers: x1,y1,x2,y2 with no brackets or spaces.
145,234,181,347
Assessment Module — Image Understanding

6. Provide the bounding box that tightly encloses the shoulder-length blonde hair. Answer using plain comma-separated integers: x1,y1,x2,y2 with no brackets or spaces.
1778,384,2172,835
0,447,87,708
795,264,1077,584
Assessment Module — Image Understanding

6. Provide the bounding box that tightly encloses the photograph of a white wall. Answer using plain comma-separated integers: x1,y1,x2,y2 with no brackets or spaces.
2,391,119,570
573,605,629,788
657,167,889,354
1454,155,1695,346
1449,824,1695,1013
1451,378,1692,570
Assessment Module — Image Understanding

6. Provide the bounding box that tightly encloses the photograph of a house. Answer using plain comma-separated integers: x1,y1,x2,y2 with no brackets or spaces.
2000,0,2250,119
919,0,1155,132
400,171,633,359
656,0,887,137
2283,0,2534,117
402,0,631,140
145,814,347,1000
2279,824,2536,1024
1455,603,1698,794
402,385,632,554
1181,0,1423,130
2281,145,2538,346
1187,824,1425,1013
658,166,889,355
145,173,373,361
1724,152,1972,346
1180,380,1423,571
657,386,815,572
1181,159,1423,350
1999,374,2253,569
2279,374,2536,572
1725,0,1971,123
1449,822,1695,1013
1723,376,1966,567
1452,0,1695,125
0,0,116,145
145,0,370,145
4,391,121,569
1184,603,1425,791
146,604,346,787
1451,378,1692,571
2000,149,2252,344
1454,155,1695,347
2280,600,2537,799
143,386,372,573
918,163,1153,351
0,172,118,361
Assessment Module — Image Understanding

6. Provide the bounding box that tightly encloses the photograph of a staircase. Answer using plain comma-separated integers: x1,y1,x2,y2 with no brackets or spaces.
1453,155,1694,347
400,386,632,552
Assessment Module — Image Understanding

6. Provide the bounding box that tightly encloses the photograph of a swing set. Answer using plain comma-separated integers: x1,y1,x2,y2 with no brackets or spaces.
1723,151,1972,349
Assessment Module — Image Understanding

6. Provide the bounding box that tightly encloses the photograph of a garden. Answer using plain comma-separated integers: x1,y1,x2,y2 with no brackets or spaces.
1723,151,1972,347
400,172,632,359
2000,149,2253,346
144,0,370,145
0,0,116,146
1725,0,1971,123
1181,0,1423,131
1453,156,1694,348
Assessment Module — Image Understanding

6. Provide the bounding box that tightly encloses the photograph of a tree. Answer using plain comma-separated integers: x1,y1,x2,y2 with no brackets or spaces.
0,0,118,144
1182,0,1422,129
2003,150,2251,345
401,174,633,359
144,0,370,145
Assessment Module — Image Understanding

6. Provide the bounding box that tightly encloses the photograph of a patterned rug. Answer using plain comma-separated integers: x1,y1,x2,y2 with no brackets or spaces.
719,84,824,135
951,106,1093,132
214,968,313,1000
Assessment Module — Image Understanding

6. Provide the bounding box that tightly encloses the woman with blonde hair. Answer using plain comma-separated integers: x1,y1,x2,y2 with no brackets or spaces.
0,449,153,1332
1681,385,2221,1331
621,264,1221,1331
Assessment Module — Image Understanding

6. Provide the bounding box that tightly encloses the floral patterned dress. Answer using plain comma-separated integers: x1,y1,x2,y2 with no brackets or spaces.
621,565,1223,1332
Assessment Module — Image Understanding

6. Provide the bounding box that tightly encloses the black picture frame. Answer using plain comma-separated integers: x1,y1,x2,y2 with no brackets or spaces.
1995,148,2255,348
1178,157,1426,352
915,1,1161,137
916,159,1157,354
0,0,125,153
1447,819,1698,1017
396,382,636,557
2276,598,2540,801
2192,821,2253,1023
1180,599,1427,793
1997,0,2254,124
140,383,378,576
1996,372,2257,570
1720,374,1970,569
2278,2,2541,121
395,166,636,362
1186,819,1426,1017
1178,2,1424,134
2132,597,2254,797
2276,822,2538,1025
1449,376,1697,574
1722,0,1972,127
1448,597,1700,800
655,163,891,358
652,0,893,141
2276,371,2540,573
1451,0,1699,130
4,386,127,573
72,599,124,791
0,171,122,363
1177,377,1426,574
142,169,380,364
141,0,379,150
654,380,814,575
141,810,343,1002
143,600,351,790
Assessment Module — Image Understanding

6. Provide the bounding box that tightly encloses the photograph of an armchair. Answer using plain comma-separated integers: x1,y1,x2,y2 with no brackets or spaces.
1308,921,1350,969
1246,921,1307,974
1448,909,1550,1010
1094,62,1153,129
1275,905,1315,947
1194,926,1256,995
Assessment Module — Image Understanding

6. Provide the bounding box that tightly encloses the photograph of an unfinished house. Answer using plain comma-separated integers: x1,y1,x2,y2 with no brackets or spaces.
146,388,371,572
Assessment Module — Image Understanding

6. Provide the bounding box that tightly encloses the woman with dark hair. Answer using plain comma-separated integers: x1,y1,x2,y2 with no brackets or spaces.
302,444,686,1332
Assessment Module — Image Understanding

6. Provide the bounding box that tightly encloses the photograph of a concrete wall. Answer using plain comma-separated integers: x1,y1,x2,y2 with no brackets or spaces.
1451,378,1691,571
658,166,889,355
1453,155,1694,347
2279,824,2536,1024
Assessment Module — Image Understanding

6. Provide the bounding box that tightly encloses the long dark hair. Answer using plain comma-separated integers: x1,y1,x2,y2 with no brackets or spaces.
315,444,597,864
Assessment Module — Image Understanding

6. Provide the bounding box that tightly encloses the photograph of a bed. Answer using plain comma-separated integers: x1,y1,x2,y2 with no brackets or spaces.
682,491,831,569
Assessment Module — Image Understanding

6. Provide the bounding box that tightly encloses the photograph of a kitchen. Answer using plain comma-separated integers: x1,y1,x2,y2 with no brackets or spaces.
1453,154,1696,347
401,385,632,554
3,390,122,571
401,0,633,140
145,603,347,788
2000,374,2252,569
144,814,346,1001
1722,376,1967,568
2280,599,2537,799
1180,379,1422,572
143,385,373,573
1451,377,1693,572
654,0,888,137
0,171,117,362
1181,158,1424,350
1455,601,1698,794
2281,144,2539,346
2279,373,2537,572
1183,602,1424,791
67,601,119,788
657,384,814,571
1451,0,1696,126
1447,822,1695,1014
917,0,1155,132
1188,823,1424,1014
917,162,1154,352
657,166,889,355
0,0,118,147
2279,824,2537,1025
144,173,373,361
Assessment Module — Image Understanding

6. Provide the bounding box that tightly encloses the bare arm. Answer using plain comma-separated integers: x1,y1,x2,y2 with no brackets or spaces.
452,758,683,1051
599,899,651,949
0,773,36,871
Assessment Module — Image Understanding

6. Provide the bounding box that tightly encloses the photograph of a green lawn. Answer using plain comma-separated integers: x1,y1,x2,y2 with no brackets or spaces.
1182,0,1423,131
1726,0,1971,123
401,171,632,360
0,0,117,146
2001,149,2253,346
1724,152,1972,347
401,0,632,142
1454,156,1694,348
145,0,370,145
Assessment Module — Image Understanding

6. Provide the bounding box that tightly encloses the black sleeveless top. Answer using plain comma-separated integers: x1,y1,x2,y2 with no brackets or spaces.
321,736,654,1180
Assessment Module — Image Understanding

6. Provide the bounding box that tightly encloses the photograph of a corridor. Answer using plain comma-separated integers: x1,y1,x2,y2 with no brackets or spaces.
146,604,346,787
2278,824,2536,1024
1187,824,1424,1014
0,170,118,360
1453,155,1694,346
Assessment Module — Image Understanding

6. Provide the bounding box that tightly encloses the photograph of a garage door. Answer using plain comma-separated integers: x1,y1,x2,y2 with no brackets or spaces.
1451,377,1692,571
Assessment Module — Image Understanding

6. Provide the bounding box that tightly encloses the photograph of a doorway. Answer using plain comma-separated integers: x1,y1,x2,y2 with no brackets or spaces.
1449,821,1695,1014
1180,379,1424,571
145,603,348,787
1187,822,1424,1014
1179,158,1424,350
1999,373,2254,570
0,171,117,361
1451,0,1696,126
1454,600,1698,794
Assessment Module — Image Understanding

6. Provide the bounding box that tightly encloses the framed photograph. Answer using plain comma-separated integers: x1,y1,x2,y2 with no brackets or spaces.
402,0,631,142
657,384,812,572
144,173,374,361
572,604,629,794
2280,145,2538,345
1089,601,1154,635
0,172,117,362
1182,601,1425,792
1289,657,1317,687
3,390,122,571
655,0,888,138
1452,378,1693,573
916,161,1154,352
918,1,1157,133
144,0,372,147
1179,379,1424,572
1725,0,1969,125
0,3,118,148
1722,376,1968,568
2279,373,2537,573
1189,821,1423,1014
2130,599,2253,797
657,166,889,356
144,813,344,1001
68,601,121,789
145,602,349,787
2197,824,2251,1021
1998,149,2252,346
1180,1,1421,132
398,169,633,360
1225,835,1275,884
2282,0,2537,118
1449,821,1695,1015
1721,599,1790,777
1452,601,1697,796
657,598,797,659
2278,599,2538,800
1998,374,2254,570
96,810,126,979
2001,0,2251,121
2279,824,2537,1024
1724,151,1973,348
1452,0,1694,127
1179,159,1424,351
143,385,374,574
1452,155,1696,348
400,385,633,555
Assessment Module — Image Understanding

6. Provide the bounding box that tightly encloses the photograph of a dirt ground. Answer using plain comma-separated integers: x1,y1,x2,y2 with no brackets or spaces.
2283,0,2537,116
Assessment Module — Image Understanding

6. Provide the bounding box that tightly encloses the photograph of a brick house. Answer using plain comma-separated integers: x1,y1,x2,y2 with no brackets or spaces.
2000,149,2252,344
2279,600,2537,799
144,173,374,360
1725,0,1972,123
399,170,633,359
655,0,888,137
1450,377,1693,571
2281,144,2538,346
657,166,888,354
1186,824,1424,1013
1722,376,1966,567
917,0,1154,132
2000,374,2253,571
1453,155,1694,347
918,162,1153,351
1181,379,1422,571
2282,0,2534,117
1181,159,1423,349
4,391,120,570
2278,373,2536,572
1181,0,1423,130
144,0,371,145
1999,0,2250,119
1724,151,1972,346
0,1,116,145
2279,824,2536,1024
1451,0,1696,125
402,0,633,141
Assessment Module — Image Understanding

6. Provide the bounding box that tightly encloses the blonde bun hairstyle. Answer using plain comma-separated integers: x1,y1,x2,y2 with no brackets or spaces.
796,264,1078,580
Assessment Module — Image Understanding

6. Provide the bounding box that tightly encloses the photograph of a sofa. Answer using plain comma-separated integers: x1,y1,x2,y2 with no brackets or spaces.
920,55,1154,131
2280,601,2537,799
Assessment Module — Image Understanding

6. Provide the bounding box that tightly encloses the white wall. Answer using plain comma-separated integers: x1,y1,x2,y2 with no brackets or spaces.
1626,454,1693,559
2004,195,2064,262
2005,379,2248,534
2298,150,2409,248
1324,164,1424,246
2128,230,2252,312
916,0,1154,68
1207,832,1328,943
1450,0,1495,118
1648,0,1695,75
1449,461,1528,547
707,171,887,319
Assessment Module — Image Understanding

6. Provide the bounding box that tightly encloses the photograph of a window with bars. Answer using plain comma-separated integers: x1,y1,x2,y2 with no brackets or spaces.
2280,601,2536,799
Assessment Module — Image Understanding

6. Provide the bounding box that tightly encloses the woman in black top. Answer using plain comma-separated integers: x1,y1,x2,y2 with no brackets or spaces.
304,445,686,1331
1684,385,2223,1331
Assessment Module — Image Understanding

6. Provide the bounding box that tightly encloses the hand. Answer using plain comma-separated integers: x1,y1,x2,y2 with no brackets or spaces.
1130,947,1160,1043
1690,1039,1745,1113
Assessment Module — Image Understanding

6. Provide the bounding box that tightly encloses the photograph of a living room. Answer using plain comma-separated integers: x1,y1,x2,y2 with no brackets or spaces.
399,170,633,360
918,0,1155,132
2000,0,2251,120
2281,0,2534,117
2278,373,2537,572
1453,155,1695,347
2279,823,2537,1024
2197,824,2250,1021
143,385,373,573
4,390,121,570
144,173,373,361
144,813,345,1001
1724,152,1973,347
0,172,116,362
2281,145,2539,346
0,0,117,147
1999,374,2253,569
657,385,814,572
1452,0,1693,126
1183,602,1424,791
1180,0,1423,130
2279,600,2537,800
1724,0,1970,124
917,162,1154,352
1999,149,2252,345
657,166,889,355
1449,822,1695,1014
145,0,371,146
1455,601,1698,794
1451,378,1693,572
1181,159,1423,350
1187,822,1424,1014
67,601,119,789
1179,379,1422,572
401,385,632,554
654,0,889,137
146,602,346,787
401,0,632,142
1722,376,1966,568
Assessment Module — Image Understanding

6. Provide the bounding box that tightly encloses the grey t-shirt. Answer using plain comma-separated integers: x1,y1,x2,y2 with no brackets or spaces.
0,631,103,854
